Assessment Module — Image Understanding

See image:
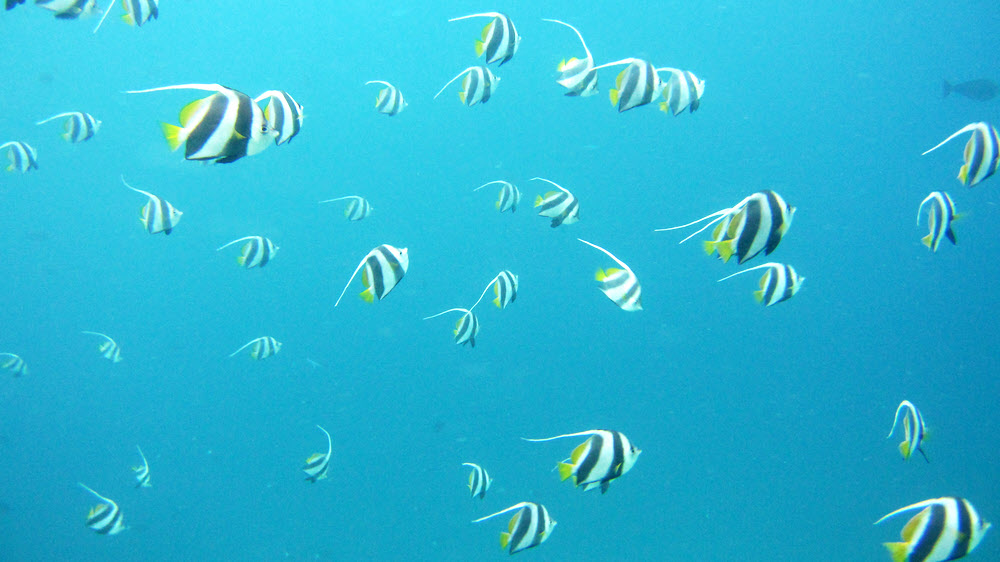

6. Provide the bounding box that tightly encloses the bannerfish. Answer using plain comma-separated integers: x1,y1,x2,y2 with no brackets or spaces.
886,400,929,462
303,425,332,482
577,238,642,311
658,68,705,116
1,141,38,173
531,177,579,227
122,176,182,235
365,81,407,116
78,483,126,535
133,445,151,488
473,502,556,555
334,244,409,306
228,336,282,360
462,462,492,499
718,262,804,306
434,66,500,107
542,18,598,97
473,180,520,213
423,308,479,347
917,192,957,252
922,122,999,187
81,331,122,363
591,58,664,112
93,0,158,32
522,429,641,494
217,236,279,269
35,111,101,143
253,90,304,145
319,196,372,221
874,497,990,562
448,12,520,66
0,353,28,377
471,270,518,311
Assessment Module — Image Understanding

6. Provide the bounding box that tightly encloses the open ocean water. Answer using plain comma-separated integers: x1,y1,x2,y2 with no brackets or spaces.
1,1,998,561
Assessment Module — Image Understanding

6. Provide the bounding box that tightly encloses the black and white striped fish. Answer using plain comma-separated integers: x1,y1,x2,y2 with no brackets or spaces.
917,192,957,252
578,239,642,311
37,0,97,19
531,177,580,227
473,180,521,213
126,83,277,164
133,445,151,488
93,0,158,32
473,502,556,555
712,191,794,264
334,244,409,306
523,429,641,494
658,68,705,116
423,308,480,347
122,176,182,235
254,90,304,145
543,19,598,97
472,270,518,310
228,336,282,360
591,58,664,113
319,196,373,221
1,141,38,173
78,483,125,535
303,425,332,482
462,462,492,499
718,262,804,307
923,122,999,187
874,497,990,562
449,12,520,66
886,400,929,463
0,353,28,377
434,66,500,107
365,81,407,116
36,111,101,143
217,236,279,269
81,331,122,363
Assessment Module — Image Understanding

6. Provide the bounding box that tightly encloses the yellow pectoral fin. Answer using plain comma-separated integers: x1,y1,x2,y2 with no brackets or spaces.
702,240,717,255
716,240,735,262
534,195,544,207
475,40,485,57
958,164,969,184
898,441,911,459
753,290,764,303
500,532,510,549
360,288,375,303
921,234,932,248
883,542,910,562
609,88,620,106
160,122,184,151
458,90,467,104
178,99,205,126
122,12,134,25
557,461,575,481
595,269,607,281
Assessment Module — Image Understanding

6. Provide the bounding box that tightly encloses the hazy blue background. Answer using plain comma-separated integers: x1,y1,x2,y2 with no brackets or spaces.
1,1,998,560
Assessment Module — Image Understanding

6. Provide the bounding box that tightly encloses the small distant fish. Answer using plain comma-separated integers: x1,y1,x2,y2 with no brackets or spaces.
121,176,182,235
334,244,409,306
942,78,999,101
37,0,97,19
471,270,518,310
365,81,407,116
472,502,556,555
78,483,126,535
434,66,500,107
1,141,38,173
522,429,641,494
93,0,159,32
542,18,598,96
303,425,332,482
473,180,521,213
658,68,705,116
319,196,373,221
217,236,279,269
228,336,282,360
35,111,101,143
133,445,151,488
922,122,999,187
578,238,642,311
591,58,664,112
0,353,28,377
423,308,480,347
886,400,929,462
462,462,492,499
254,90,304,145
531,177,579,227
449,12,520,66
917,192,957,252
718,262,804,307
81,331,122,363
874,497,990,562
125,83,277,164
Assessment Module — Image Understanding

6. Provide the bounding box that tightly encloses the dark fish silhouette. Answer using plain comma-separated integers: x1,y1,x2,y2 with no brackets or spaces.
942,79,999,101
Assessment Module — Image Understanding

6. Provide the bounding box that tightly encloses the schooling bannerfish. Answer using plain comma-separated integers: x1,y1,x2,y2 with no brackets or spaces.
93,0,159,32
365,81,407,116
473,180,521,213
591,58,664,113
922,122,999,187
0,353,28,377
37,0,97,19
658,68,705,116
78,483,126,535
718,262,804,307
577,239,642,311
217,236,279,269
874,497,990,562
542,18,598,97
133,445,151,488
942,78,998,101
462,462,492,499
254,90,304,145
334,244,409,306
126,83,277,164
35,111,101,143
471,270,518,311
81,331,122,363
319,196,373,221
917,192,957,252
449,12,520,66
228,336,282,360
121,176,182,235
303,425,332,482
1,141,38,173
531,177,580,227
886,400,929,462
423,308,480,347
434,66,500,107
522,429,641,494
473,502,556,555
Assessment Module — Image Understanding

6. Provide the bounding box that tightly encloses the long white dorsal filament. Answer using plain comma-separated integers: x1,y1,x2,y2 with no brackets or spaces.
717,263,780,283
521,430,600,442
578,238,632,273
434,67,474,100
35,112,75,125
470,273,502,311
447,12,501,23
81,331,114,344
472,502,530,524
422,308,470,321
92,0,115,33
228,337,262,357
922,123,979,156
542,19,592,61
216,237,258,251
334,254,369,307
319,196,362,204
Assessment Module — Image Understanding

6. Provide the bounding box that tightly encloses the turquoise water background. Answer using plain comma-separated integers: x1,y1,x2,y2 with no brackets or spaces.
1,1,999,560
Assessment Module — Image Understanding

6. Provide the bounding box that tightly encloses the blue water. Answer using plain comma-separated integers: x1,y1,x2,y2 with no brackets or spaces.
1,1,998,560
